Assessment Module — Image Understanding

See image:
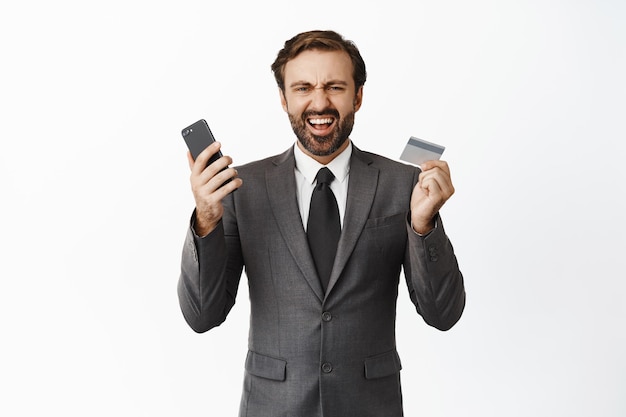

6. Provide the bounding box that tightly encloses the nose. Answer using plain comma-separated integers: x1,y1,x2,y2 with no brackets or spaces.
309,87,331,111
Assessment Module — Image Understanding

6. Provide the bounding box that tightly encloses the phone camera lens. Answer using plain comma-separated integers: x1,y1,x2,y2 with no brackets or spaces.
183,129,190,137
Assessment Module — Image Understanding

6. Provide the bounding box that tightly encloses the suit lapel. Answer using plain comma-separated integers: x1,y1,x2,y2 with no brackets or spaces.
325,147,378,297
266,147,325,302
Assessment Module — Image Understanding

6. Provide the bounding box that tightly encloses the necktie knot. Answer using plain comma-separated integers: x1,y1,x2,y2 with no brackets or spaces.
315,167,335,186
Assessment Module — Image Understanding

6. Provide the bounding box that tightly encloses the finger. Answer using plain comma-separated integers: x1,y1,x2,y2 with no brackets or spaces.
419,161,453,186
191,141,222,176
420,174,442,196
213,176,243,198
199,176,243,207
419,170,455,199
207,167,240,192
197,155,234,187
420,160,450,175
419,161,452,186
193,166,240,203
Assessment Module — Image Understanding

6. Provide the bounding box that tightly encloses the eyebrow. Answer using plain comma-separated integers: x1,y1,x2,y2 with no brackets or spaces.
288,80,349,88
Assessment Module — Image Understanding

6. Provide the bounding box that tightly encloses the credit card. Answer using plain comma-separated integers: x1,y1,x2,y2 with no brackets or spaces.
399,136,445,166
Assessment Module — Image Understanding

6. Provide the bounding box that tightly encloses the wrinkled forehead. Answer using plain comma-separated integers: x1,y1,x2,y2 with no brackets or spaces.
283,49,354,87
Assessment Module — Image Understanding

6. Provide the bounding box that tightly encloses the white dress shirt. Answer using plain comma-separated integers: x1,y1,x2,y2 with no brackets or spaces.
294,141,352,231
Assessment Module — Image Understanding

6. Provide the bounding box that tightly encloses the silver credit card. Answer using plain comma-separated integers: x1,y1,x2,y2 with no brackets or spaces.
399,136,445,166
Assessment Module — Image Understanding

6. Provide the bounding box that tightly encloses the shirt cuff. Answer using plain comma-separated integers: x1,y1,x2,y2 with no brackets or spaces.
408,212,439,237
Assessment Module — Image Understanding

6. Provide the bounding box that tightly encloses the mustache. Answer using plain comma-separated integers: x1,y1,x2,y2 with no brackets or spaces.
302,108,340,120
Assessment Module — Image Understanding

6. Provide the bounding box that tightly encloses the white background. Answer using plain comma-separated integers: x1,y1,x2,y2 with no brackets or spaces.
1,1,625,416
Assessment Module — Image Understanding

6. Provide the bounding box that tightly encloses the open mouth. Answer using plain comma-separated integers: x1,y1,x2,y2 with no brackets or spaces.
307,117,335,133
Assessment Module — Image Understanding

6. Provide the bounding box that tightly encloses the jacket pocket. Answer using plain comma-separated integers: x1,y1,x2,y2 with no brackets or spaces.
364,212,407,229
364,349,402,380
245,350,287,381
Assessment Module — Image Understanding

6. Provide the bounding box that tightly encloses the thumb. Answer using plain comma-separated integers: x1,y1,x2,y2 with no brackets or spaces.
187,151,195,170
419,160,438,172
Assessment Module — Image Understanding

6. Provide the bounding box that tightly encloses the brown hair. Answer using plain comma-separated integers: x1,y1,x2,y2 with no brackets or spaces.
271,30,367,92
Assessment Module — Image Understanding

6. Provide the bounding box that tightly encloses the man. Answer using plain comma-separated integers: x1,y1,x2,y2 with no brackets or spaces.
178,30,465,417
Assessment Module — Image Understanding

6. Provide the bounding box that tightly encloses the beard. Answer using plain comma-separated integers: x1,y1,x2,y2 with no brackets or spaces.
288,108,355,157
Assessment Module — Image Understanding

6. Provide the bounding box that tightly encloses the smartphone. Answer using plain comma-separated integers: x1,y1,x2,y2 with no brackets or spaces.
182,119,223,163
181,119,232,185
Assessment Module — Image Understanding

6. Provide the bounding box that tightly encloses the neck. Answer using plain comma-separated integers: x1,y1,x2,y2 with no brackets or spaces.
297,139,350,165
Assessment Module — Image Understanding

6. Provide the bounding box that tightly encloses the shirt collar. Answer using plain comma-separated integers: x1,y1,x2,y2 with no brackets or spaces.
294,141,352,185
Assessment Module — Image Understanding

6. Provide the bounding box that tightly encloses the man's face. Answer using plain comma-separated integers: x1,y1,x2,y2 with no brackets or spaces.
280,49,363,160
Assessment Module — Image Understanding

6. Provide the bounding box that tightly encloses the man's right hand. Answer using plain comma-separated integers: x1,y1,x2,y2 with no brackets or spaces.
188,141,242,237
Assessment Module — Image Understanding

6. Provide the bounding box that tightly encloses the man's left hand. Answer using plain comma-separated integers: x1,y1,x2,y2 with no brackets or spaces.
410,160,455,234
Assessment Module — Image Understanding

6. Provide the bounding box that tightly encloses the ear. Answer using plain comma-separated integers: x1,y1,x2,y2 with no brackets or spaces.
354,85,363,112
279,88,288,112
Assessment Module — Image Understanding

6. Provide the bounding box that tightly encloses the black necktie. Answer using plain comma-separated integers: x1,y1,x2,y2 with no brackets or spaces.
307,167,341,292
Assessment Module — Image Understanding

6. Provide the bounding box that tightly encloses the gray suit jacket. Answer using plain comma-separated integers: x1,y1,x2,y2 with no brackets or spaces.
178,145,465,417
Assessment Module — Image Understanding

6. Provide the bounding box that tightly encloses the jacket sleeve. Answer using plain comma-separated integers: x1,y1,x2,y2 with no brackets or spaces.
177,206,244,333
403,214,466,331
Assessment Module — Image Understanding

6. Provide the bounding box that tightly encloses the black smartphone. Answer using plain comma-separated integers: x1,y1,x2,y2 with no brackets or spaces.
181,119,223,164
181,119,232,185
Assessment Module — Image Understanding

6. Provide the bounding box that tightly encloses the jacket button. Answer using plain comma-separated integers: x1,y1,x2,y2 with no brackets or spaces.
428,246,438,262
322,311,332,322
321,362,333,373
